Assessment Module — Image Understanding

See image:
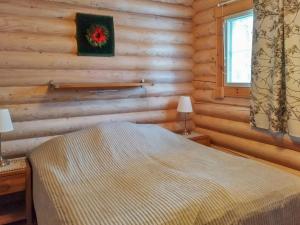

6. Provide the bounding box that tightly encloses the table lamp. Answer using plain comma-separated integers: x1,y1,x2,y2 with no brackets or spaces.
0,109,14,167
177,96,193,135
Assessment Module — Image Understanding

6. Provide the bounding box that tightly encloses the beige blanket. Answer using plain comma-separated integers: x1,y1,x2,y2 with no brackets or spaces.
29,122,300,225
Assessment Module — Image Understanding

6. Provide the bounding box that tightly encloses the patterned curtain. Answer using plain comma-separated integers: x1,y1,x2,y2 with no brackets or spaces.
251,0,300,137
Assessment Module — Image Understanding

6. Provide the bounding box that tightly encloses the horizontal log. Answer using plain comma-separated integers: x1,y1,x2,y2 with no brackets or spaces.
0,69,193,87
48,0,193,18
195,127,300,171
193,49,216,63
0,0,192,31
194,115,300,152
5,96,179,122
193,81,216,90
2,120,193,157
194,102,249,122
193,90,250,107
194,22,216,38
117,26,193,45
0,33,76,54
3,109,180,141
193,0,217,11
0,83,194,104
0,33,193,58
0,51,193,70
0,14,74,35
150,0,193,5
193,63,216,76
194,36,216,50
193,89,214,102
194,75,216,83
0,15,193,44
193,8,215,25
117,42,193,58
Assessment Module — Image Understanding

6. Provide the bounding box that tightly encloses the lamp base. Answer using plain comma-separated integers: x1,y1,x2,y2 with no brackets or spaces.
182,129,191,136
0,158,9,167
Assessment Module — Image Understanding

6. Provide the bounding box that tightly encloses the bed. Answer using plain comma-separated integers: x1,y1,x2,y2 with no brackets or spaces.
28,122,300,225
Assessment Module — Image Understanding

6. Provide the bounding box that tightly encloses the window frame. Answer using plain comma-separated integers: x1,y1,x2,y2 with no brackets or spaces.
215,0,253,99
224,9,253,88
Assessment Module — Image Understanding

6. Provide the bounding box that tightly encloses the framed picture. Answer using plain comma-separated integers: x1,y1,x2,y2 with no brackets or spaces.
76,13,115,57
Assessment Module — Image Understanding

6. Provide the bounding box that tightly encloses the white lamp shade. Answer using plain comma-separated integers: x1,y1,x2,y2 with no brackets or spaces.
0,109,14,133
177,96,193,113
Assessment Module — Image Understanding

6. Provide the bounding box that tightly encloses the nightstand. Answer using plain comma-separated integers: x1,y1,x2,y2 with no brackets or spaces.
180,131,211,146
0,158,32,225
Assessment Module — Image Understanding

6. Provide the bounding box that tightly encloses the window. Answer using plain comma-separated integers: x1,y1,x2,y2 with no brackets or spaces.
224,10,254,87
215,0,254,98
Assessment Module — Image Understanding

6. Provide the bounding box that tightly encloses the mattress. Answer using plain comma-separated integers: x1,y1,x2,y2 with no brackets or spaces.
29,122,300,225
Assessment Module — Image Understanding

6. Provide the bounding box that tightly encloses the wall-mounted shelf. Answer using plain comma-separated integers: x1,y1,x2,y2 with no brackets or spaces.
49,80,153,90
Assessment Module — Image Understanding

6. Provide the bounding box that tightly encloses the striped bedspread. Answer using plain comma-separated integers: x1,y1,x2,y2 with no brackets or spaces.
29,122,300,225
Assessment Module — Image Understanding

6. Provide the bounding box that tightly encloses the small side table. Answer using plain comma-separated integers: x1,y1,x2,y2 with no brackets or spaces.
0,158,32,225
180,131,211,146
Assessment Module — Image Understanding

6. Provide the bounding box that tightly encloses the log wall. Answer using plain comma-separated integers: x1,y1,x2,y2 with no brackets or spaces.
192,0,300,171
0,0,194,157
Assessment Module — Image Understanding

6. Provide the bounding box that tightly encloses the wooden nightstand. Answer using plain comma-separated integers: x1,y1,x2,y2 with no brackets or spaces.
0,158,32,225
180,131,211,146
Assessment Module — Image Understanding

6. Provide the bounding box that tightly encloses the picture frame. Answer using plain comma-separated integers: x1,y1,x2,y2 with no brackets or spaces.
76,13,115,57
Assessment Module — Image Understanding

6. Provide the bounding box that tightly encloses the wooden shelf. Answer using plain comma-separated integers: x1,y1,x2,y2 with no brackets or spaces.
49,81,154,90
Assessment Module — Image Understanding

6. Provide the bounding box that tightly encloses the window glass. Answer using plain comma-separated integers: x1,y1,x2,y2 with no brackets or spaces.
224,10,253,86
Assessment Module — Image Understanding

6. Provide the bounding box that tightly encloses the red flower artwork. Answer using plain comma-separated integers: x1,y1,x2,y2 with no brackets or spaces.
91,27,107,43
86,24,109,48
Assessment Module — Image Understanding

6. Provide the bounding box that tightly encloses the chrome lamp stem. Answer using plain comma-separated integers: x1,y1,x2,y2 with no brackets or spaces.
182,113,191,135
0,133,9,167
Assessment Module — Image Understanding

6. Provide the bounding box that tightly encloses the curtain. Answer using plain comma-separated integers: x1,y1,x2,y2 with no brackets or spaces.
251,0,300,137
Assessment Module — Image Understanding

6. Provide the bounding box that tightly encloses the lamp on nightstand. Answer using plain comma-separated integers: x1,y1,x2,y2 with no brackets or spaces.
0,109,14,167
177,96,193,135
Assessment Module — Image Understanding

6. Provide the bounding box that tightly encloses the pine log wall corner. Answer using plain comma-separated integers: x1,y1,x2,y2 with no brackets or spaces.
192,0,300,171
0,0,195,157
